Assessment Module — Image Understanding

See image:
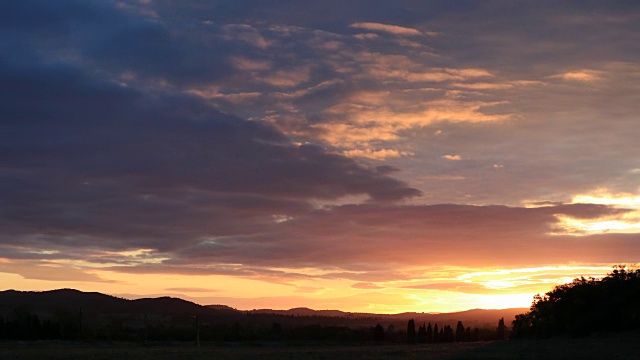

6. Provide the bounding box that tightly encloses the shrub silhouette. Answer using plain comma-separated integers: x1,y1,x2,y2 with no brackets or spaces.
512,266,640,338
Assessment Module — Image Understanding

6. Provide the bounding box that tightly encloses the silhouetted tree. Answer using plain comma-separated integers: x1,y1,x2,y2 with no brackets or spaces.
385,324,397,342
433,323,439,342
497,318,506,340
271,322,283,339
443,325,454,342
465,326,472,342
417,323,427,343
373,323,384,343
455,321,465,342
406,319,416,343
511,266,640,338
426,322,433,343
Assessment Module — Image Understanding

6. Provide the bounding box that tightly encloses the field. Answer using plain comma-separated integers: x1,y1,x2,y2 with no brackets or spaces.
1,333,639,360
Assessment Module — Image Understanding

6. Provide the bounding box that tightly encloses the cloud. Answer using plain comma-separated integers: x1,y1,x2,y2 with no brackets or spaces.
552,190,640,236
164,287,219,293
352,282,383,290
403,282,489,293
0,260,115,283
312,98,510,147
353,33,379,40
343,148,414,160
222,24,269,49
231,57,273,71
420,175,466,181
551,69,603,82
91,203,639,283
353,52,494,83
442,155,462,161
350,22,423,36
258,66,311,87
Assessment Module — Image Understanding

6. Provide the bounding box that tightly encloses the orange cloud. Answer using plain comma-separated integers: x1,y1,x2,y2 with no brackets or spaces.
353,33,379,40
551,69,603,82
0,259,115,283
350,22,423,36
312,97,510,149
343,148,414,160
355,52,493,83
452,80,543,90
258,66,311,87
312,123,400,146
351,282,383,289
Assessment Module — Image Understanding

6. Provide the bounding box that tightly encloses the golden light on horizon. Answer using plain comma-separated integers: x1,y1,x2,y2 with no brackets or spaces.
0,260,617,314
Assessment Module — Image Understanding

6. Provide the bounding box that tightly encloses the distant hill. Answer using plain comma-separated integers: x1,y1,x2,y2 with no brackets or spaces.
0,288,526,342
0,289,524,320
248,307,351,318
0,289,220,318
0,289,528,328
248,305,527,329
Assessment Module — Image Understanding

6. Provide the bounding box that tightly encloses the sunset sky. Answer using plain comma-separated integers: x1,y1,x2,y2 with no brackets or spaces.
2,1,640,314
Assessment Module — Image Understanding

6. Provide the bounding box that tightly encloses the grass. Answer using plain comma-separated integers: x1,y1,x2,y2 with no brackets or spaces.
2,333,639,360
0,341,489,360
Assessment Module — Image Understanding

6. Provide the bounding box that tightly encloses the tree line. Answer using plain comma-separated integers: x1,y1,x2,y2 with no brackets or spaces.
0,306,508,344
512,265,640,338
387,318,508,344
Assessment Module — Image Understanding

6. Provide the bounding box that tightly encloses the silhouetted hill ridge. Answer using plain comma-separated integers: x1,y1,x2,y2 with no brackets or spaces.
0,289,226,319
0,289,525,328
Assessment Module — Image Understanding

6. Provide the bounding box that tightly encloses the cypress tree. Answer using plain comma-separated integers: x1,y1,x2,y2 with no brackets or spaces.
426,322,433,343
455,321,465,342
406,319,416,343
417,323,427,343
497,318,506,340
433,323,439,342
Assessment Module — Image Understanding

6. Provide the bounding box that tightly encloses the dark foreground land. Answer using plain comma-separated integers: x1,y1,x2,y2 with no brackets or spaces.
2,333,639,360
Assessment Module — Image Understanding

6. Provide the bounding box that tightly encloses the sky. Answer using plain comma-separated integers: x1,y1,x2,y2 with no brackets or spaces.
1,0,640,314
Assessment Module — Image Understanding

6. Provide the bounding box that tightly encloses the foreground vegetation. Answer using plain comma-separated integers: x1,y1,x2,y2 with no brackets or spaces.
2,332,639,360
512,266,640,338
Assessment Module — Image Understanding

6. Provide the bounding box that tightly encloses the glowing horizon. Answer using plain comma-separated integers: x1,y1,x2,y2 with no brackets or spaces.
0,261,620,314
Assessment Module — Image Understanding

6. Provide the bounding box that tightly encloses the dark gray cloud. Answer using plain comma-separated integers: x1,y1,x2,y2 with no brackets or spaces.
93,203,639,283
0,1,420,270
